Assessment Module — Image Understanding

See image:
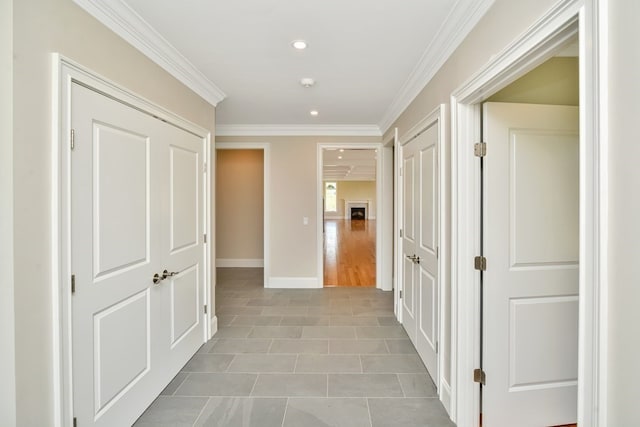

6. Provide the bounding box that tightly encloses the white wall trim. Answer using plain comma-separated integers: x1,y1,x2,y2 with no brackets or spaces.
71,0,226,107
216,259,264,268
216,124,382,137
0,0,16,423
52,55,213,427
215,142,271,287
267,277,321,289
378,0,495,134
317,142,385,290
450,0,606,425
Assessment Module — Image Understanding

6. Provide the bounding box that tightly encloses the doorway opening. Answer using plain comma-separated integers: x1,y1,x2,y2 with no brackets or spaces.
215,143,270,287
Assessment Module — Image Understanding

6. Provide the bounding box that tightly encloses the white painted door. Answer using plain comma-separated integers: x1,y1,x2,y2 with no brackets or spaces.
402,124,439,380
482,102,579,427
70,83,204,426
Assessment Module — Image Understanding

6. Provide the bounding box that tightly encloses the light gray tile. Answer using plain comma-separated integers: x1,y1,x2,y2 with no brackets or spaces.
355,326,408,339
302,326,356,339
182,354,235,373
216,306,264,316
249,326,303,339
309,306,354,316
270,339,329,354
385,339,418,354
251,374,327,397
398,374,438,397
228,354,297,373
328,374,403,397
329,340,389,355
160,372,189,395
230,315,282,326
377,316,400,326
352,307,396,317
263,306,309,316
216,315,236,327
210,338,272,354
368,398,455,427
175,373,257,396
246,298,289,307
296,355,362,373
280,316,330,326
214,326,253,338
194,397,287,427
360,355,426,373
283,398,371,427
330,316,379,326
197,339,219,354
133,396,208,427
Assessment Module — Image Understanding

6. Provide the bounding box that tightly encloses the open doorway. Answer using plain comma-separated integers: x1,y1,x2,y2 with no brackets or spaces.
322,148,377,287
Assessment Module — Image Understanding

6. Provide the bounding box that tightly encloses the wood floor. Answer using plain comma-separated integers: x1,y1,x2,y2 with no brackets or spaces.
323,219,376,287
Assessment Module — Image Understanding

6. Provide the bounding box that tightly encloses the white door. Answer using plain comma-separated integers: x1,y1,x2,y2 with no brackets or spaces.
401,124,439,380
71,83,204,426
482,102,579,427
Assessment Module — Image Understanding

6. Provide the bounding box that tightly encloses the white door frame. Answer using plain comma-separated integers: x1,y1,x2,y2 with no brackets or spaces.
450,0,607,426
51,55,213,427
214,142,271,287
396,105,448,407
317,142,384,289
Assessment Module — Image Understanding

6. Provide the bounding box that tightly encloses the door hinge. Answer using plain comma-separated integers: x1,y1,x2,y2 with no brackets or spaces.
435,341,439,354
399,229,403,238
474,142,486,157
399,290,402,299
203,162,207,173
204,305,208,314
204,234,207,244
399,167,402,177
71,274,76,294
474,368,486,385
73,416,77,427
474,256,487,271
436,246,439,259
70,129,76,150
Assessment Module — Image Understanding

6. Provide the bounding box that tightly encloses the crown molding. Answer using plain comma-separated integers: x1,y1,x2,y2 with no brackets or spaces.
73,0,226,106
378,0,495,134
215,124,382,137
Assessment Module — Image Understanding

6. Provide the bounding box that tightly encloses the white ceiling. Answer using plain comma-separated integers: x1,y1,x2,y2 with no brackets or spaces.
323,149,376,181
76,0,495,134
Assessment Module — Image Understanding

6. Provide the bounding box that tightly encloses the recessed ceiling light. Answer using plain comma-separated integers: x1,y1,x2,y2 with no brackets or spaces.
310,110,319,117
338,156,343,160
300,78,315,88
292,40,307,50
339,149,344,152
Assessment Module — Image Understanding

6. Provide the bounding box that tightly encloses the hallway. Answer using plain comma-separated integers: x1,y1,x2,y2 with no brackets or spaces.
134,268,453,426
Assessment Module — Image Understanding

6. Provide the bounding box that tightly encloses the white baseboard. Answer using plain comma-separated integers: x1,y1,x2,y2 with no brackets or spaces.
440,378,452,418
216,258,264,268
209,315,218,340
324,215,343,220
267,277,321,289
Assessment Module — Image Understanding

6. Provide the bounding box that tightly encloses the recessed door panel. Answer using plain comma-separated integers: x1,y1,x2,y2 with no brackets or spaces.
511,130,579,268
94,124,149,279
171,265,199,346
170,146,199,253
419,134,437,253
93,290,150,416
403,156,415,242
419,268,437,348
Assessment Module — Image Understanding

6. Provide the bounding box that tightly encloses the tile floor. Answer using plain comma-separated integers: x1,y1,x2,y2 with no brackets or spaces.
134,268,455,427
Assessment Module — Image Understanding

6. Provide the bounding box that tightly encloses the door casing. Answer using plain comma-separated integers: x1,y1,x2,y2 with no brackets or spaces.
51,55,213,427
449,1,607,426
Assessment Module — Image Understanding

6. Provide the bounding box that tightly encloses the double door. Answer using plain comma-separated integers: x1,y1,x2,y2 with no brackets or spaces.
70,83,205,426
401,121,439,382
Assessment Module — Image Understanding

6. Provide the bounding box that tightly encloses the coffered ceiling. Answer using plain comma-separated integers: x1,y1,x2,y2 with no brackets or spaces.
73,0,495,135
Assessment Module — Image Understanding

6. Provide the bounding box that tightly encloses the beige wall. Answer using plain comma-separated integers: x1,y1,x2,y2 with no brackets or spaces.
488,56,579,105
608,0,640,423
216,149,264,260
216,136,380,279
1,0,16,425
383,0,560,398
324,180,377,219
12,0,215,424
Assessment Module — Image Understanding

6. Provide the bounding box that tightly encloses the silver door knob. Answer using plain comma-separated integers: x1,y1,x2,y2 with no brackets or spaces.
162,269,179,280
152,273,163,284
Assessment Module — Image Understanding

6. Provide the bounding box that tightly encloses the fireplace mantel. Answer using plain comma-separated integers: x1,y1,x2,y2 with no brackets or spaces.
344,200,370,220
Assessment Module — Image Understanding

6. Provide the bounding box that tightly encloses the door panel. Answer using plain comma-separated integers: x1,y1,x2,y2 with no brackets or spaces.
482,102,579,427
401,120,439,382
71,83,205,426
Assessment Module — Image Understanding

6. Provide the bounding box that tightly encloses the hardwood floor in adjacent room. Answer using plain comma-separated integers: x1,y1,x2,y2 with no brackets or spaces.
324,219,376,287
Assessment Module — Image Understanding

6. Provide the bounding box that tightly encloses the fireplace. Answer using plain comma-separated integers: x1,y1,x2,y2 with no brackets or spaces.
350,207,366,220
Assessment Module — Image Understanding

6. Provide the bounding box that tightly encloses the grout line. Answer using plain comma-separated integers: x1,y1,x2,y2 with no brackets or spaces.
365,397,374,427
190,396,211,427
281,397,289,427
